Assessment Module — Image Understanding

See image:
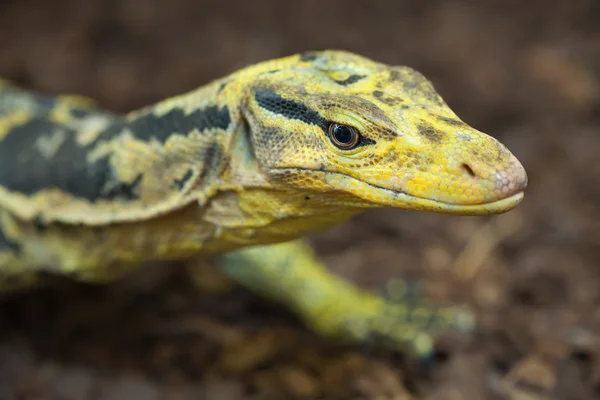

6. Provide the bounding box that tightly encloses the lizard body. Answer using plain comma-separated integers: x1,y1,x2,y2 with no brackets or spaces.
0,51,527,356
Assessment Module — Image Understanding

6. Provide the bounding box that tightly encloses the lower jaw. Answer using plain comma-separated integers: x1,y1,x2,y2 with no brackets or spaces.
326,174,525,216
273,168,526,216
392,191,525,215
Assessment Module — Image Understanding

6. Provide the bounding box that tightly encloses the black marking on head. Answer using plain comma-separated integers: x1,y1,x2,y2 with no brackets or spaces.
389,70,402,82
417,123,443,143
374,95,403,107
255,89,328,132
357,137,377,147
0,226,21,253
124,106,232,144
171,168,194,191
334,74,366,86
217,81,229,94
300,52,319,62
373,90,384,97
437,116,467,127
0,118,143,203
352,98,399,138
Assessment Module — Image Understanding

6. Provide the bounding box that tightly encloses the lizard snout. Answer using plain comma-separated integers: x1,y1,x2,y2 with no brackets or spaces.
458,152,528,203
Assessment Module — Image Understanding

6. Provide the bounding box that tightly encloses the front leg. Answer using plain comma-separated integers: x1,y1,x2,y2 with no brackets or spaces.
214,239,475,358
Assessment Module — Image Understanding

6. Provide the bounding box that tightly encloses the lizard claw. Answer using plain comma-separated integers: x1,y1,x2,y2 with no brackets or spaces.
348,277,477,361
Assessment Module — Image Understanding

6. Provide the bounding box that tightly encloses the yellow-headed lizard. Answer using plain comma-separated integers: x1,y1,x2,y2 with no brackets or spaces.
0,51,527,358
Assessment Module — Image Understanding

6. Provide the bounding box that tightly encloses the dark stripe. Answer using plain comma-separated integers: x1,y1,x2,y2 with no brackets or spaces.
436,115,467,127
199,143,223,180
0,118,141,202
96,105,231,145
126,106,231,144
334,74,366,86
217,81,229,94
357,137,377,147
373,95,403,107
171,168,194,191
0,226,20,253
255,89,328,133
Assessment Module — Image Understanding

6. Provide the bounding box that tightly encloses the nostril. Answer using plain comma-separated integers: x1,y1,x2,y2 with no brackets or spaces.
461,163,477,178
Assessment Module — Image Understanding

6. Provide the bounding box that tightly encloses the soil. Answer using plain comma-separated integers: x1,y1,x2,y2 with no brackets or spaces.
1,0,600,399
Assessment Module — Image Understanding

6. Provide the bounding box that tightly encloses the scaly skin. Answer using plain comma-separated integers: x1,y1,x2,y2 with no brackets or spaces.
0,51,527,357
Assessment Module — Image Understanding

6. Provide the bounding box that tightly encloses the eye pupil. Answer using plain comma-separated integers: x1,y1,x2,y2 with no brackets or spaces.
328,123,360,149
333,125,353,143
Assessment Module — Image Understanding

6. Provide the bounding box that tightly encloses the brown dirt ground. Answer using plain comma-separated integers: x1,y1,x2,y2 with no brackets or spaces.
1,0,600,398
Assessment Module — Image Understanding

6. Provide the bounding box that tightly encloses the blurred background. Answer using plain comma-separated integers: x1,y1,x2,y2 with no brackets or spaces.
1,0,599,399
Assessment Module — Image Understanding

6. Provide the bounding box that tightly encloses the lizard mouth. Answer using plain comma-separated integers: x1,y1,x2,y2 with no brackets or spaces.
360,179,525,215
356,174,525,215
350,174,525,215
274,168,525,216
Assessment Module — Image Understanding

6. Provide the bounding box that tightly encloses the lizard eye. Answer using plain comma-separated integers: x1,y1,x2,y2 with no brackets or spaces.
328,123,360,150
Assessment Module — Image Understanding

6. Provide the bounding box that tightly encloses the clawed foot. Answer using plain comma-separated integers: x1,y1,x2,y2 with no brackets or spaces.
332,278,476,360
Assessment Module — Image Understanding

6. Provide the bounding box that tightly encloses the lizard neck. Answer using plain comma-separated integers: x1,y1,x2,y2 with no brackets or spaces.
194,113,364,252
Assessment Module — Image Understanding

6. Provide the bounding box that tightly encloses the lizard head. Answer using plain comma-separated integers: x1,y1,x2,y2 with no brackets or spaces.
242,50,527,215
